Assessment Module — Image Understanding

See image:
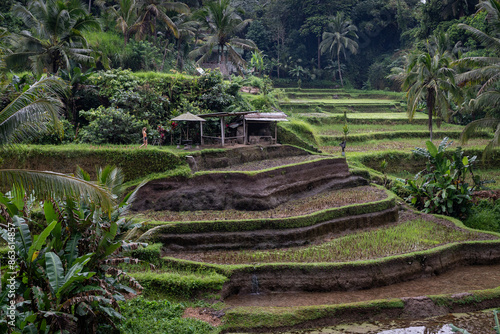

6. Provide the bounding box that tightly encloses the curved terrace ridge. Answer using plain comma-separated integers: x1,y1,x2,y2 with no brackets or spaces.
132,158,367,212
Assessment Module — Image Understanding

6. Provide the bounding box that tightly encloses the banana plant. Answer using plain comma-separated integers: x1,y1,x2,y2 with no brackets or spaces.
0,166,148,333
400,137,487,218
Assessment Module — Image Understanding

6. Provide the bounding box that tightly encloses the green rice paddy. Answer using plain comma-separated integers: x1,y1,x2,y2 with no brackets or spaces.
173,218,489,265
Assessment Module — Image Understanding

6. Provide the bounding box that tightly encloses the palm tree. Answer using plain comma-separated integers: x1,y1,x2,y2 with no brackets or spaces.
0,76,113,211
399,36,459,141
6,0,100,75
319,12,358,87
132,0,189,40
189,0,257,75
107,0,139,46
171,13,199,71
455,0,500,157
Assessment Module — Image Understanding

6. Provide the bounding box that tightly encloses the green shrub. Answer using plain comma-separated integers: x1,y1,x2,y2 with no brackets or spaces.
118,297,217,334
400,138,481,218
79,106,146,144
131,271,228,298
126,243,163,266
464,199,500,232
29,117,76,144
0,145,185,181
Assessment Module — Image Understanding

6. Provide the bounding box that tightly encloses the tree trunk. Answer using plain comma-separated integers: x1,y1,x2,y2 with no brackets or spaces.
277,42,280,79
160,39,170,72
176,38,183,71
317,35,321,70
337,53,343,87
427,88,435,141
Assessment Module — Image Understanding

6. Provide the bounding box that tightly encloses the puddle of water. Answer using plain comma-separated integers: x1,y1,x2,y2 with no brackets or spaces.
225,264,500,307
277,310,498,333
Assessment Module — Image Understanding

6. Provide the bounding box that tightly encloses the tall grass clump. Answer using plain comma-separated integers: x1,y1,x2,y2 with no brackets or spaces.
464,199,500,233
282,119,319,146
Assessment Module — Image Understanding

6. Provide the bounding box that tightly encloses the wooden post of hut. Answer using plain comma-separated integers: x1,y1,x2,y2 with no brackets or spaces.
243,117,247,144
221,116,225,146
274,121,278,144
200,121,204,145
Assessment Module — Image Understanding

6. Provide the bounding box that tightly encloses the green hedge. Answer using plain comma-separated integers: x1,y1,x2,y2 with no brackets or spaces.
125,243,163,266
130,271,228,298
0,145,185,181
354,149,500,174
142,189,395,235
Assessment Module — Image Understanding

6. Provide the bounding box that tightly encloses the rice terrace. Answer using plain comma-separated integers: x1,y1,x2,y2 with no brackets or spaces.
1,0,500,333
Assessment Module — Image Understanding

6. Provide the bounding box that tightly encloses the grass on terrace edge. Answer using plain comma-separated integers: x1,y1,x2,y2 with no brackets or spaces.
163,217,492,265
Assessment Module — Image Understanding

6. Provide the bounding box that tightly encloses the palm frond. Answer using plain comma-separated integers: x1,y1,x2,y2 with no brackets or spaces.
0,169,114,212
0,77,68,144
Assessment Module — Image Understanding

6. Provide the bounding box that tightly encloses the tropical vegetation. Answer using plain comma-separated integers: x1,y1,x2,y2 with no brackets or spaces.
1,0,500,333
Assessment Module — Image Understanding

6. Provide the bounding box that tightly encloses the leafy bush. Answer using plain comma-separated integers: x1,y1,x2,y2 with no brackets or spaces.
0,167,147,333
118,297,217,334
28,118,75,144
111,85,170,127
400,138,481,218
79,106,146,144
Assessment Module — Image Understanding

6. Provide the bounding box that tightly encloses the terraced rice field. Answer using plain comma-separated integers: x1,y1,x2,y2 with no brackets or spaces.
169,214,492,265
124,88,500,334
141,185,386,222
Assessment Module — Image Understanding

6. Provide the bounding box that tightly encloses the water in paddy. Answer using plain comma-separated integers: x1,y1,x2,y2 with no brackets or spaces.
226,265,500,333
281,310,498,333
225,264,500,308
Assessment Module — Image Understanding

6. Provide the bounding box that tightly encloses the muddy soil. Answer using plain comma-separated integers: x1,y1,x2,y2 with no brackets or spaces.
133,158,367,212
224,264,500,308
209,155,326,172
278,310,499,334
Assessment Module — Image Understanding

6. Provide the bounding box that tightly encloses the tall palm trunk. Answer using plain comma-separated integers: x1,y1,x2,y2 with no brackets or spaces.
427,87,435,141
317,35,321,69
337,51,343,87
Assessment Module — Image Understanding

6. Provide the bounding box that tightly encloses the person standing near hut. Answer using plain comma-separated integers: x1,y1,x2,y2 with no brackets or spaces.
140,127,148,148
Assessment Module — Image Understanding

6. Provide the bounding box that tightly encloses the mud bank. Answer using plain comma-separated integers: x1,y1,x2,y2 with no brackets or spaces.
132,158,367,212
223,291,500,334
220,241,500,298
187,145,312,171
149,206,398,251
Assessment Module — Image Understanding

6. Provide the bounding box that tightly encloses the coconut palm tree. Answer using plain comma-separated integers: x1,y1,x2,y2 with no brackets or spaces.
132,0,189,40
399,36,459,141
319,12,358,87
107,0,139,46
0,76,113,211
455,0,500,157
189,0,257,75
6,0,100,75
171,13,199,71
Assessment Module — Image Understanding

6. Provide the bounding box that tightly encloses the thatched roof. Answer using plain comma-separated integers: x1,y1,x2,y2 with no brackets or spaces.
244,112,288,122
171,112,206,122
